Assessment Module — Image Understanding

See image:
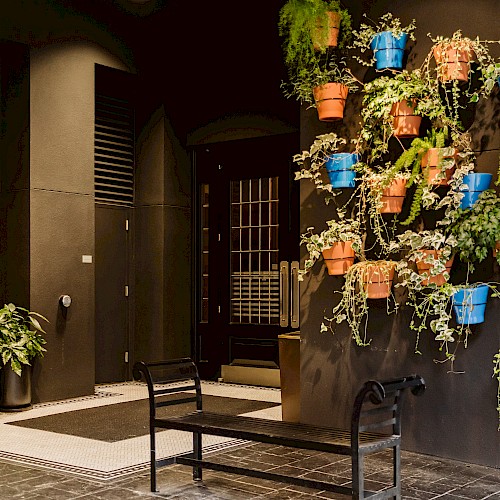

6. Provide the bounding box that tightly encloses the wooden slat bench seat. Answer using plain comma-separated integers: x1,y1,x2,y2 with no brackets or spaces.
133,358,425,499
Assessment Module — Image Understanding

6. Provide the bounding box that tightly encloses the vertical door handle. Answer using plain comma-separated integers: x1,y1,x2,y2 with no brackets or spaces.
280,261,289,327
290,261,300,329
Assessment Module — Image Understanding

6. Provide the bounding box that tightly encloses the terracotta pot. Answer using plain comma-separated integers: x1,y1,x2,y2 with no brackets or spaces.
493,241,500,258
313,83,348,122
361,262,396,299
421,148,456,186
390,100,422,138
433,46,473,82
415,250,454,286
312,11,341,50
378,178,407,213
322,241,355,275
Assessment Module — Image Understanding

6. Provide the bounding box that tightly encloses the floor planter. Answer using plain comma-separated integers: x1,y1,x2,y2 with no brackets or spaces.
313,83,348,121
415,250,454,286
452,285,489,325
433,46,473,82
325,153,359,188
0,364,32,411
378,178,407,213
322,241,355,275
390,100,422,138
370,31,408,71
361,261,396,299
312,11,340,50
460,173,492,209
421,148,456,186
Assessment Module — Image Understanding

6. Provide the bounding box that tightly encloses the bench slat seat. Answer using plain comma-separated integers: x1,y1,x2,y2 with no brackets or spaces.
154,411,400,455
133,358,425,499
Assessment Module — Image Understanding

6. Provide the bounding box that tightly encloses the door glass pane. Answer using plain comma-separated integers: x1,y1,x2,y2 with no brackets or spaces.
200,184,209,323
230,177,279,325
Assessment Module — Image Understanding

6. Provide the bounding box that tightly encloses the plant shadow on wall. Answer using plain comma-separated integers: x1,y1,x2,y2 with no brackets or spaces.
279,3,500,427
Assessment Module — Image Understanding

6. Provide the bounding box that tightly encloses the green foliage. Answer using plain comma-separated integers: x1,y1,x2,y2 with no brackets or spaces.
0,303,48,376
446,189,500,267
494,349,500,429
351,12,416,67
300,208,362,277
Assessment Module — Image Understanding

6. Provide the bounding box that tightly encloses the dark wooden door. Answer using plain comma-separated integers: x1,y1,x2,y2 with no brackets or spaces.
95,206,130,383
194,133,299,379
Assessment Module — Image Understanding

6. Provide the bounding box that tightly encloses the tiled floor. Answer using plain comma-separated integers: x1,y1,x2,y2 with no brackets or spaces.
0,382,499,499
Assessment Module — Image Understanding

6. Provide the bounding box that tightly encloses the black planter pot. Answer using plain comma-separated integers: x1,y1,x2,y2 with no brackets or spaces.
0,364,32,411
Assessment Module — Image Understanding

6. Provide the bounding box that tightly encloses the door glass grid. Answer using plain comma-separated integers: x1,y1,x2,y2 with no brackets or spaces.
230,177,279,324
200,184,209,323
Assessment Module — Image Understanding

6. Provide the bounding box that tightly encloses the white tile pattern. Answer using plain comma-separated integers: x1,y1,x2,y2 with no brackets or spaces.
0,382,281,480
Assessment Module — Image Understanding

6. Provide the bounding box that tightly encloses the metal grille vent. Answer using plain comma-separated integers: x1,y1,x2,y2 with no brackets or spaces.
94,94,134,206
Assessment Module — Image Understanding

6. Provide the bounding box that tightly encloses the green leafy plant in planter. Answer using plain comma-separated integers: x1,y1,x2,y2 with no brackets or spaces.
350,12,416,68
322,259,398,347
279,0,353,74
358,70,443,161
422,31,500,121
282,52,360,107
293,132,349,194
0,303,47,376
444,189,500,269
299,208,362,278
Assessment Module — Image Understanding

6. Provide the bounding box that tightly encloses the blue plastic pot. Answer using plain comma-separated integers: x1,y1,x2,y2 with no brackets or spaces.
459,173,492,209
452,285,489,325
325,153,359,188
370,31,408,70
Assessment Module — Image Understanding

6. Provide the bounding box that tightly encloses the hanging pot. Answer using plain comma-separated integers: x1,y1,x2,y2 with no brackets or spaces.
378,178,407,213
493,241,500,258
452,285,489,325
459,173,492,209
313,83,348,122
311,11,341,50
370,31,408,71
433,46,473,82
0,364,32,411
322,241,355,275
325,153,359,188
415,250,454,286
361,261,396,299
421,148,456,186
390,100,422,138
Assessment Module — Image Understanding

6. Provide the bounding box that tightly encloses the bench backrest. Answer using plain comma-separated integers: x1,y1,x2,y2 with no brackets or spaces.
133,358,202,419
351,375,425,444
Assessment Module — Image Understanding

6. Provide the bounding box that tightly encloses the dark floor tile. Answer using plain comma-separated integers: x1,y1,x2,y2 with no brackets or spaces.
451,479,500,499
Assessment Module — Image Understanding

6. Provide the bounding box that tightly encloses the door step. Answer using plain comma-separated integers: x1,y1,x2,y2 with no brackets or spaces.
220,359,280,388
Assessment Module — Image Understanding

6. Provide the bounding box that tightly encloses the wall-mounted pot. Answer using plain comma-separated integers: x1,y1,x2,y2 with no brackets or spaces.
452,285,489,325
325,153,359,188
459,173,492,209
370,31,408,71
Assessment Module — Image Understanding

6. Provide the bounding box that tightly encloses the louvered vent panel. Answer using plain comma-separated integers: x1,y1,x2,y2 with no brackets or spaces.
95,94,134,206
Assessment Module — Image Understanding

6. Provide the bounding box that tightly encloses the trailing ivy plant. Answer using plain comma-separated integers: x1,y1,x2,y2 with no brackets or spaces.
299,208,362,278
445,189,500,268
494,349,500,429
350,12,416,67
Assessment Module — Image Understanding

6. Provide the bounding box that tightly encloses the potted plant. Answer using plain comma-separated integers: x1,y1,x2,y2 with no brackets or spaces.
323,260,397,346
458,173,493,209
0,303,48,411
279,0,353,72
294,132,358,193
390,128,457,225
299,208,362,277
282,52,360,121
445,189,500,268
360,70,443,159
396,229,456,287
351,12,416,70
325,152,360,188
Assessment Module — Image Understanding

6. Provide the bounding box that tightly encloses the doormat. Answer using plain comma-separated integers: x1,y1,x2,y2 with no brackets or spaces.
7,394,279,442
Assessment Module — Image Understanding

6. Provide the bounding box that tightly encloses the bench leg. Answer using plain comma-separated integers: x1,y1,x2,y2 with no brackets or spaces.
150,423,157,492
393,444,401,499
193,431,202,481
352,450,364,499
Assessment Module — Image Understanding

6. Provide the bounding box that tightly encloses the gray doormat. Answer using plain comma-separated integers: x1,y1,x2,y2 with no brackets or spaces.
7,394,279,442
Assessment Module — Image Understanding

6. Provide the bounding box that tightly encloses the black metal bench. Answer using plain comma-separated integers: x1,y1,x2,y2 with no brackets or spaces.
133,358,425,499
